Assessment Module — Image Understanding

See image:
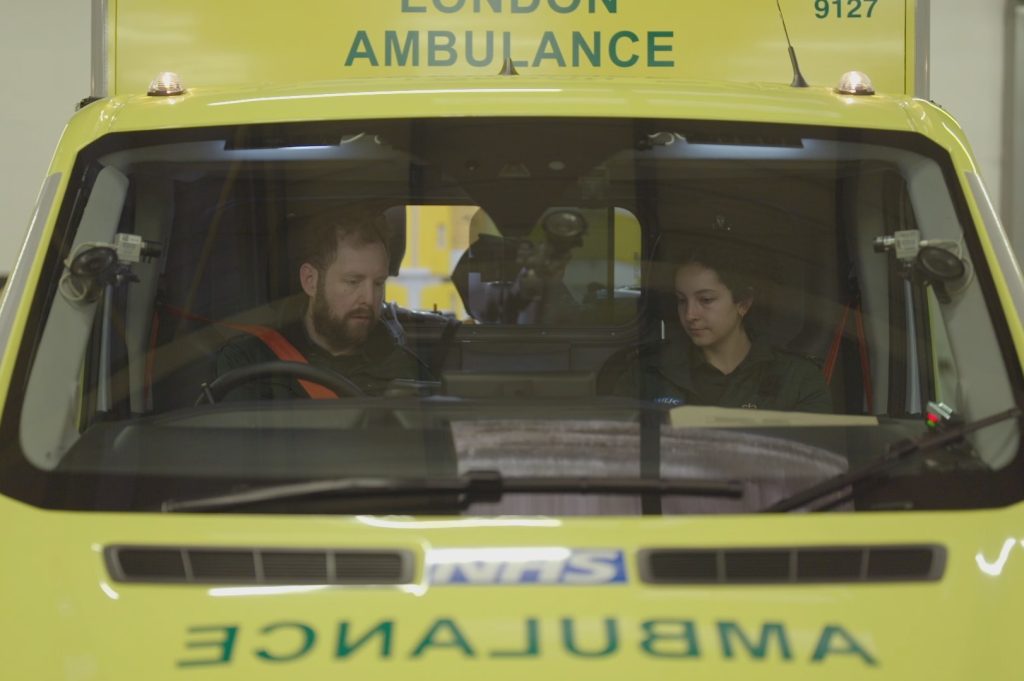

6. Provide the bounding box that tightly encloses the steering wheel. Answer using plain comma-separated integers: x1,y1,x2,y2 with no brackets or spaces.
197,360,366,404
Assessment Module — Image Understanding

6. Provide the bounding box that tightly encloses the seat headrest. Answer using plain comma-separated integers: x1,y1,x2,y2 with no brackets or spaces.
382,205,407,276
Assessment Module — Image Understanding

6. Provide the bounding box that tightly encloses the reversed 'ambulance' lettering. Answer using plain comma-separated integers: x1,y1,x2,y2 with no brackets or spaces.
177,619,879,667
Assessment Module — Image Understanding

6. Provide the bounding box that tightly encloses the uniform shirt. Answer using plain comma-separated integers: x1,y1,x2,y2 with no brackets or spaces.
618,338,833,413
215,317,426,400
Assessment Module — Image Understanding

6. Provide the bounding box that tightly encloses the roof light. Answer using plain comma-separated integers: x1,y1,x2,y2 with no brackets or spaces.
836,71,875,96
147,72,186,97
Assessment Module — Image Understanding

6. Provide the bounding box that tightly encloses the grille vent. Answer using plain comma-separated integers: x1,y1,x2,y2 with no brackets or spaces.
640,545,945,584
106,546,413,585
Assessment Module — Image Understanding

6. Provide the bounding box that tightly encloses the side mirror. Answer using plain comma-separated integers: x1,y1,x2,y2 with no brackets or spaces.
58,234,162,304
915,246,966,304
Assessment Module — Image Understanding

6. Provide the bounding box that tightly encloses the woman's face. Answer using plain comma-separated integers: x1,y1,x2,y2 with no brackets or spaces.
675,263,751,350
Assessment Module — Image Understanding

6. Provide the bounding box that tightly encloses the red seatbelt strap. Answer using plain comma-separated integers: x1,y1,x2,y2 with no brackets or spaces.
823,304,850,384
853,303,874,412
823,299,874,412
157,305,339,400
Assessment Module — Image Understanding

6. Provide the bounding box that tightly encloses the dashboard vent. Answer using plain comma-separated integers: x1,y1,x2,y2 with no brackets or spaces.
640,545,945,584
106,546,413,585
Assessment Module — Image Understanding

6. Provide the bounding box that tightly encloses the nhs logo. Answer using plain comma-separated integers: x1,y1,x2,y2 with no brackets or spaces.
427,548,627,586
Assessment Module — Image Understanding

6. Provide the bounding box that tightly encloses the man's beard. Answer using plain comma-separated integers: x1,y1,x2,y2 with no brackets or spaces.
310,279,375,353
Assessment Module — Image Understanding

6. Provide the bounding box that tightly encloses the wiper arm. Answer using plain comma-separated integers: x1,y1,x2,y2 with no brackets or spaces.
162,470,743,513
764,406,1022,513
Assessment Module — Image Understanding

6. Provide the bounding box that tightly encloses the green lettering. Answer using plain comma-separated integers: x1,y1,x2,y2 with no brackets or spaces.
254,622,316,663
640,620,700,658
428,31,458,66
594,0,616,12
647,31,674,67
812,625,878,666
466,31,496,67
491,618,541,657
572,31,600,66
475,0,503,10
609,30,639,67
402,0,427,11
385,31,420,66
345,31,379,66
435,0,466,12
512,0,541,12
411,619,476,657
533,32,566,67
178,626,238,667
337,621,393,659
549,0,580,12
502,32,530,67
562,618,618,657
718,622,792,661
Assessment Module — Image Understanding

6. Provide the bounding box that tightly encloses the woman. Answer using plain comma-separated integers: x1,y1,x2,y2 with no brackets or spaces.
620,245,832,413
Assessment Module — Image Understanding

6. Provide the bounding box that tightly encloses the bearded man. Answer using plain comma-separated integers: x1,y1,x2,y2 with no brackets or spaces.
215,207,425,399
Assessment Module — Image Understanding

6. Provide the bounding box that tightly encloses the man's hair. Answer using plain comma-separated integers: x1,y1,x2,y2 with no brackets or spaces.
299,205,390,273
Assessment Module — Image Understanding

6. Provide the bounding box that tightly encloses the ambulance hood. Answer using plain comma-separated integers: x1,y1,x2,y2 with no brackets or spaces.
7,499,1019,679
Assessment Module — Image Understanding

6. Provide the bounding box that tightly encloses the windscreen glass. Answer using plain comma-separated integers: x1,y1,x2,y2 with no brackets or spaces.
4,117,1021,514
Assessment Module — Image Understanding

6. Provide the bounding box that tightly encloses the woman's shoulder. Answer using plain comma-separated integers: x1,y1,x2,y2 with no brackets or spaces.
752,343,833,412
751,342,827,386
766,345,825,373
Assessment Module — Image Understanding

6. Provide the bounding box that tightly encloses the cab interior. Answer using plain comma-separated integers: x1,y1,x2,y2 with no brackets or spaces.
18,117,1017,485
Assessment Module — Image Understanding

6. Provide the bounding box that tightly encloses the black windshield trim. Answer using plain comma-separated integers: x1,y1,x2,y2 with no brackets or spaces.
1,117,1020,512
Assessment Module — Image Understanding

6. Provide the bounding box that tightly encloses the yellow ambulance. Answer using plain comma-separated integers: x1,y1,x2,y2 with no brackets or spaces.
3,0,1023,678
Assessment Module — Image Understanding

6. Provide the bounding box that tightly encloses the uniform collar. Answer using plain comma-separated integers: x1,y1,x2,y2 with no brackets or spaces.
658,336,775,386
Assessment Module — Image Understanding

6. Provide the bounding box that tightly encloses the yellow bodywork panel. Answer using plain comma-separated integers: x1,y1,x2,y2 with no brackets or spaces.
107,0,917,96
2,490,1024,679
74,77,923,139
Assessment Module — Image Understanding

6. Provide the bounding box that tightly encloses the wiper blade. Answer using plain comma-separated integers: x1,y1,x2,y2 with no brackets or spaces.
764,406,1022,513
162,470,743,513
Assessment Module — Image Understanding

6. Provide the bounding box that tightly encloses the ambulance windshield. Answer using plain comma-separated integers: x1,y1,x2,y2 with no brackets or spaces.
3,117,1021,513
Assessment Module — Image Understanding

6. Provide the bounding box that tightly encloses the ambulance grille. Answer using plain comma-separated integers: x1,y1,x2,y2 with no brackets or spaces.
639,545,945,584
105,546,414,585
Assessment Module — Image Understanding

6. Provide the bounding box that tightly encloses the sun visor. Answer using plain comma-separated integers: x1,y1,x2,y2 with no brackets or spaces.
101,0,922,97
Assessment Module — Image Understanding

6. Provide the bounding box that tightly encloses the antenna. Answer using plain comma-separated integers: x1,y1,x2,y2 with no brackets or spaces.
498,57,520,76
775,0,809,88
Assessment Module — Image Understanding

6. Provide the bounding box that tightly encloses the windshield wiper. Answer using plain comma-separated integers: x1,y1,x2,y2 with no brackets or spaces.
764,406,1022,512
161,470,743,513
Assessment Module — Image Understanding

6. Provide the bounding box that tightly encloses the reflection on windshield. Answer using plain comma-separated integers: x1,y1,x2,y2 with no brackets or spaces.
5,118,1020,513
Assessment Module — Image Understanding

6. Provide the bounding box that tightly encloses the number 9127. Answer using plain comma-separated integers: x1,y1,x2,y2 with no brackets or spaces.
815,0,878,18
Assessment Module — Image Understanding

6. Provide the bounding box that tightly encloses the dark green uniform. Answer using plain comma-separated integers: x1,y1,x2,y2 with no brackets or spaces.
616,338,833,413
216,318,426,400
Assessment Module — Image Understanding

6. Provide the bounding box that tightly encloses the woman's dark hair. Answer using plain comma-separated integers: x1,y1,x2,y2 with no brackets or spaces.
676,239,758,305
